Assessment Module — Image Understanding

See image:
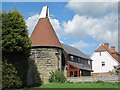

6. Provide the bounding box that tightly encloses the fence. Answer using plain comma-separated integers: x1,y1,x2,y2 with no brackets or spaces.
67,75,119,82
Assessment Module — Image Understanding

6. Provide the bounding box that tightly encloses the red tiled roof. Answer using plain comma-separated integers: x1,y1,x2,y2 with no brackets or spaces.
30,18,62,48
95,43,120,63
109,46,116,53
95,45,109,52
116,52,120,63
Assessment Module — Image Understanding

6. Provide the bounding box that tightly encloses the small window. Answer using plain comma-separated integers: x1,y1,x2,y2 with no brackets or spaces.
70,56,74,61
55,52,60,60
88,61,90,65
55,52,60,55
102,61,105,66
99,52,101,56
78,58,81,63
70,71,73,77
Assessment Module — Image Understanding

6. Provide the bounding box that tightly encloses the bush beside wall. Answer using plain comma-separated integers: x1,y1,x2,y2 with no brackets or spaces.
49,70,66,83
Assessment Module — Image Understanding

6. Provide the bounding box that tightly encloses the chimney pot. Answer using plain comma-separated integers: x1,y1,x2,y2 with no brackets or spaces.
111,46,115,49
110,46,116,54
104,42,109,48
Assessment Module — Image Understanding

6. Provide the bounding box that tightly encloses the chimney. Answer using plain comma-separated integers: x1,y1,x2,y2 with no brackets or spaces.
110,46,117,58
110,46,116,53
104,42,109,48
111,46,115,49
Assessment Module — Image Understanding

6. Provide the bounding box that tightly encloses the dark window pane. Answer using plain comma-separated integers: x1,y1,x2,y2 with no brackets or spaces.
70,65,75,69
102,61,105,66
70,71,73,77
74,71,77,77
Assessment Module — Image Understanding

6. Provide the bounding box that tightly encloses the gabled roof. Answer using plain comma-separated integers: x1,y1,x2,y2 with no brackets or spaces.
95,45,109,52
94,43,120,63
61,43,91,60
30,6,62,48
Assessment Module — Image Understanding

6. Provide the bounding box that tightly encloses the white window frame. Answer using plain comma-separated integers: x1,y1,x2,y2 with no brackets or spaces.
88,60,91,65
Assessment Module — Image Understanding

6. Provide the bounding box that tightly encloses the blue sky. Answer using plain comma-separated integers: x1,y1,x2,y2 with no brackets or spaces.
2,2,74,21
2,1,118,55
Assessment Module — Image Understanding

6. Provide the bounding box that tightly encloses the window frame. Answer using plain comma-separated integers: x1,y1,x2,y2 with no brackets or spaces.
101,61,105,66
70,55,74,61
88,60,91,65
78,57,81,63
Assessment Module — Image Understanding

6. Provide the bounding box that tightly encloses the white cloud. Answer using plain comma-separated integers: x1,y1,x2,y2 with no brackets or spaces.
50,18,64,39
66,1,118,51
26,14,39,36
71,40,91,49
63,14,118,47
70,40,96,54
66,1,118,18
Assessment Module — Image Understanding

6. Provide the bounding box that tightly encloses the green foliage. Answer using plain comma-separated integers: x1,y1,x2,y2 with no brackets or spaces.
2,60,22,89
49,70,66,83
95,80,104,83
2,9,31,55
2,9,31,88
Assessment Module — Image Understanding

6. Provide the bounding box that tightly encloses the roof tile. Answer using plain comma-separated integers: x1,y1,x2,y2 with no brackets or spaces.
30,18,62,48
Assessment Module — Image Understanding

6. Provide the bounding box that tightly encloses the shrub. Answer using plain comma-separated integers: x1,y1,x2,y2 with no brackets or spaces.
95,80,104,83
49,70,66,83
66,81,73,83
2,60,22,89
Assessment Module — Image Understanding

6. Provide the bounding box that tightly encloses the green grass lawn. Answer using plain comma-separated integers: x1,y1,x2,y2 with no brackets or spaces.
24,82,119,89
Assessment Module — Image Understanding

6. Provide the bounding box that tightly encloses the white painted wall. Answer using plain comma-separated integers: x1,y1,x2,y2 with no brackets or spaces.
91,51,118,73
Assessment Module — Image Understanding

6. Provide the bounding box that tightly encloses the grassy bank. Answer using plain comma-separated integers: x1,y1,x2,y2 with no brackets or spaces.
24,82,119,89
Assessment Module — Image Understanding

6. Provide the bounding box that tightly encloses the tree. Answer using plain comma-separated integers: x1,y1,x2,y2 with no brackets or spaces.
2,60,22,89
2,9,31,88
2,10,31,55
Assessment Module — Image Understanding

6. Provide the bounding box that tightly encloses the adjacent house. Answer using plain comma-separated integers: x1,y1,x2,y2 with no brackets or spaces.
28,6,92,84
61,43,92,77
91,42,120,76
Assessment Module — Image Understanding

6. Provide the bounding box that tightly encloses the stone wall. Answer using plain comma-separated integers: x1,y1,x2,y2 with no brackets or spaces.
67,75,119,82
28,47,62,84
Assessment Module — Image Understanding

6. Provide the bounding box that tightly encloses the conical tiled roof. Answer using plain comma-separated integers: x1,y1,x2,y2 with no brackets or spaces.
30,6,62,48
